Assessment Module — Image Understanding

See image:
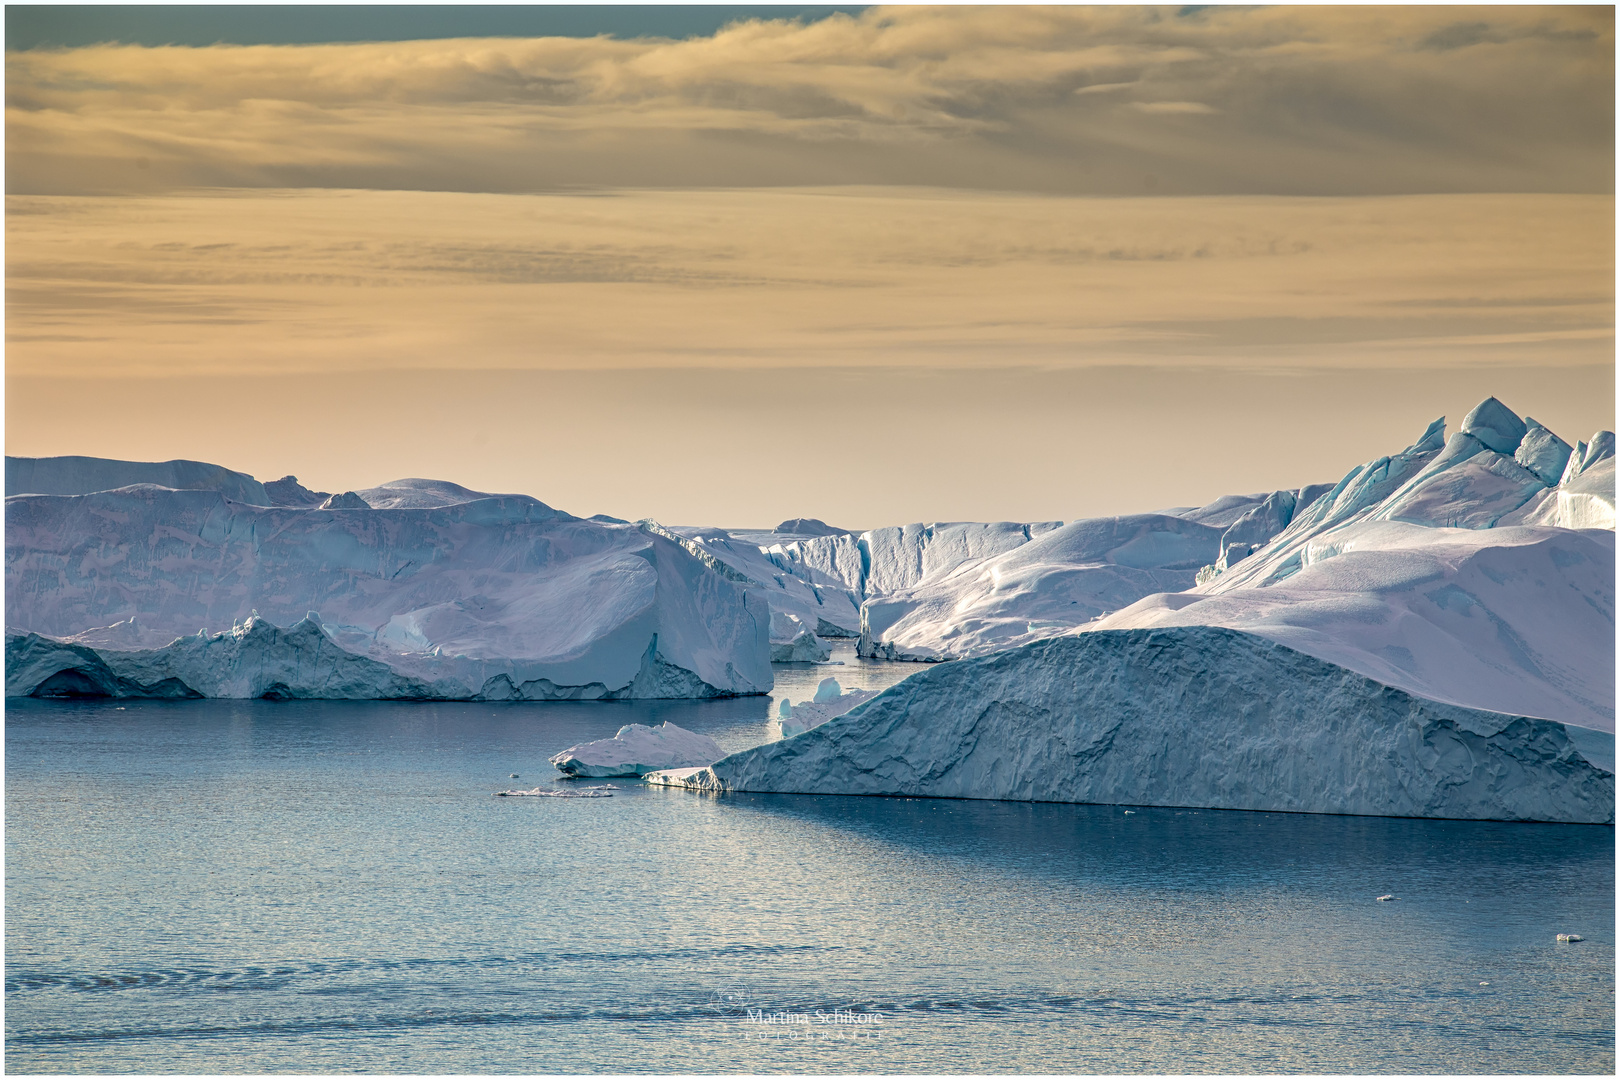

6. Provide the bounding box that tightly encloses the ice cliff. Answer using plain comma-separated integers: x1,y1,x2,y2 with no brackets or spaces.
6,480,771,700
648,628,1613,823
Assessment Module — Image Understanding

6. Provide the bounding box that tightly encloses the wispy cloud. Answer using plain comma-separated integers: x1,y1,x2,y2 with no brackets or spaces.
6,187,1610,378
1129,101,1218,115
6,5,1612,196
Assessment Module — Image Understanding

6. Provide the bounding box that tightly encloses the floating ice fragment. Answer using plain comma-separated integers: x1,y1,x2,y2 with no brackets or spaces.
550,721,723,777
813,677,842,704
1377,895,1398,901
1557,933,1584,943
495,786,614,798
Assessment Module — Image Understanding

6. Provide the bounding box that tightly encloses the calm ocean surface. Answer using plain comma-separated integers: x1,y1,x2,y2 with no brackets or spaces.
6,647,1614,1073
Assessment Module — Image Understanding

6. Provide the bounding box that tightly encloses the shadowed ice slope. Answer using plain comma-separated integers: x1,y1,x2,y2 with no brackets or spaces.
649,628,1614,823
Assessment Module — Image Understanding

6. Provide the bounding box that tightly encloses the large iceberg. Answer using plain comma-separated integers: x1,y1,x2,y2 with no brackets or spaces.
648,399,1615,823
6,476,771,700
649,628,1613,823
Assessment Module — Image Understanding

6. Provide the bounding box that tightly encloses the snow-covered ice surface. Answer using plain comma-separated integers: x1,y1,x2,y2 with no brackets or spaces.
647,627,1615,823
356,478,523,510
1093,401,1615,732
6,484,771,700
858,514,1223,660
652,523,864,639
663,512,1261,661
549,721,724,777
848,492,1341,661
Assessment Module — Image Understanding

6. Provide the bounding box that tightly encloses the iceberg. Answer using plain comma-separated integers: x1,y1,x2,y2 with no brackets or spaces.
655,523,865,638
647,628,1614,824
769,611,831,663
7,454,274,506
853,495,1325,662
772,518,853,538
6,480,771,700
550,721,724,777
263,475,330,507
770,677,879,739
356,477,519,509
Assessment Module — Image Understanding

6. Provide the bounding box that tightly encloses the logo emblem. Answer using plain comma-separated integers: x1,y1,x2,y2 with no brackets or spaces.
707,987,751,1014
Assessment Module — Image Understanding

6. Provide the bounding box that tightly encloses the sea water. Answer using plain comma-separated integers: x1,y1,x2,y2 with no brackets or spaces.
6,648,1614,1073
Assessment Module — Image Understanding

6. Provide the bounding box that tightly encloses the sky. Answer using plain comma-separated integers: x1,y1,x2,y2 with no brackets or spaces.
5,4,1615,527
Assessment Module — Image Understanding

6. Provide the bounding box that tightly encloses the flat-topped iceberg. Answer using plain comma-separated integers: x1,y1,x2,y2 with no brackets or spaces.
6,482,771,700
647,628,1614,824
7,454,276,506
550,721,724,777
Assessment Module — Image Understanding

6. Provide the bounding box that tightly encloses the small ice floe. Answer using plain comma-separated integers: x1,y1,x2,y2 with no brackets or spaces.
1123,810,1136,815
1557,934,1584,943
1377,895,1398,902
1479,981,1489,986
550,721,722,777
495,785,614,798
509,773,520,778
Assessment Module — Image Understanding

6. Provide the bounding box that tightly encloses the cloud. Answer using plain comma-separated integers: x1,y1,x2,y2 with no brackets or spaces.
1129,101,1218,115
5,187,1610,380
5,5,1612,196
